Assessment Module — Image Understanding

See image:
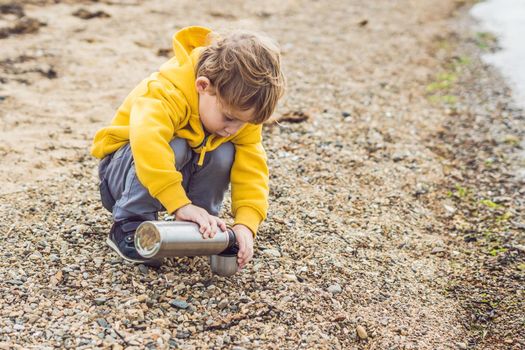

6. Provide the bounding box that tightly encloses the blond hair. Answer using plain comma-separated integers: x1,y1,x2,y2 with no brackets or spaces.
196,30,285,124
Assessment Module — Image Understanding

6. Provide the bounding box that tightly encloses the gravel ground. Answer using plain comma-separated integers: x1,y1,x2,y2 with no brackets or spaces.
0,0,523,349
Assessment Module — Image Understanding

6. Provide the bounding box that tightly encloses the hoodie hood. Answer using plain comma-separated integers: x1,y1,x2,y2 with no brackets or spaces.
159,26,212,115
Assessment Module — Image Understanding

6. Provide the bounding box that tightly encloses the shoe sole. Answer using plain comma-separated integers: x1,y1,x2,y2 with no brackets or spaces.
106,237,150,264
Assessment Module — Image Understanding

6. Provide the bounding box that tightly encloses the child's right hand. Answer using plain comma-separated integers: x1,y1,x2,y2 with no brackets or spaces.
174,204,227,239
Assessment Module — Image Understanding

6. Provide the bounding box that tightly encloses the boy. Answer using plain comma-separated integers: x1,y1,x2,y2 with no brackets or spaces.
91,26,285,270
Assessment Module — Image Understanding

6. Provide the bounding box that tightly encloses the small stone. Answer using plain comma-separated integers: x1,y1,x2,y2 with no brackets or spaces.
392,151,408,162
332,313,346,322
414,183,429,195
512,221,525,230
431,247,445,254
94,258,103,268
356,325,367,339
217,299,229,309
13,324,25,331
175,330,190,339
170,299,189,309
327,284,342,294
216,337,224,347
97,318,109,329
443,204,456,215
29,251,42,260
342,111,351,118
7,279,23,285
512,244,525,253
94,297,107,305
283,274,297,282
138,264,148,274
263,248,281,257
456,342,467,349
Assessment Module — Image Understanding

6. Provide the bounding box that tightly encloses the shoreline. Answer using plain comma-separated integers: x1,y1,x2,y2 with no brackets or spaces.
423,4,525,347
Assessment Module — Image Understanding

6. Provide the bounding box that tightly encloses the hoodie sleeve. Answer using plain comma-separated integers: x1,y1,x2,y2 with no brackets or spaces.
129,79,192,214
230,124,269,237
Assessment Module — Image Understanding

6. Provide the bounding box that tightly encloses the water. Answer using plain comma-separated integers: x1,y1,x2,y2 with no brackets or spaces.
471,0,525,109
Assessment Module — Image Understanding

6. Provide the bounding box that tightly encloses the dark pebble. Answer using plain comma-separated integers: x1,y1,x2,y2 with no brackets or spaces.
138,264,148,274
176,330,191,339
170,299,189,309
342,111,351,118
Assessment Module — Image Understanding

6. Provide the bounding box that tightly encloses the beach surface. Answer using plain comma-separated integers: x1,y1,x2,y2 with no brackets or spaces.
0,0,523,349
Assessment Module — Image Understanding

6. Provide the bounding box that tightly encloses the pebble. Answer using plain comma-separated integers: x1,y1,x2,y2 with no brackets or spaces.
94,297,108,305
431,247,445,254
176,330,190,339
29,251,42,260
170,299,189,309
327,284,342,294
7,279,23,285
415,183,429,195
356,325,368,339
138,264,148,274
283,274,298,282
48,254,59,262
263,248,281,257
97,318,109,329
513,244,525,253
13,324,25,331
217,299,229,309
457,342,467,349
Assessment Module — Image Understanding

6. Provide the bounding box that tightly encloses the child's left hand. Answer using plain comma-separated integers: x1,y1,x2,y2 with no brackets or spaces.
232,224,254,270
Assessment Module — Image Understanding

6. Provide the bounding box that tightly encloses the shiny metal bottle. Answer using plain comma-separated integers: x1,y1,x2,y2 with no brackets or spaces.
134,221,239,276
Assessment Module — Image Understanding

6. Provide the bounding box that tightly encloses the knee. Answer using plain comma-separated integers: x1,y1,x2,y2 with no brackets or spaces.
207,142,235,172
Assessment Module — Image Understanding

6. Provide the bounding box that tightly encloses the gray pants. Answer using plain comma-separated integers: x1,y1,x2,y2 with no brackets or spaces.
98,138,234,222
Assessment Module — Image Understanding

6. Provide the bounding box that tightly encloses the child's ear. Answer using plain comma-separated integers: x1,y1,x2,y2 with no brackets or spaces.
195,76,211,93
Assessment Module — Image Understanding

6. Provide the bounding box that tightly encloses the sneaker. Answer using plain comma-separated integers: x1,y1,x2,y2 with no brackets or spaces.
106,218,161,266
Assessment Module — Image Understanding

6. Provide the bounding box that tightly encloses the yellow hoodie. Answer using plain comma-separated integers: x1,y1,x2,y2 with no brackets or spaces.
91,26,269,236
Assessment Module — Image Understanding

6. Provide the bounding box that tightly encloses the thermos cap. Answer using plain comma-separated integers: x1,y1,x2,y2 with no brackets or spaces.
209,254,238,277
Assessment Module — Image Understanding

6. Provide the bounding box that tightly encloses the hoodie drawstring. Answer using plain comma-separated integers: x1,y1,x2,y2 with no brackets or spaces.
197,146,207,166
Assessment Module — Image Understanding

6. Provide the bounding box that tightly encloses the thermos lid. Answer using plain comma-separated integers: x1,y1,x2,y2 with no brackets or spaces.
135,222,161,258
209,254,238,277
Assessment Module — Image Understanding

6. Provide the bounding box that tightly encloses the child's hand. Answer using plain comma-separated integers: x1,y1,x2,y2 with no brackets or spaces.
232,224,254,270
174,204,227,239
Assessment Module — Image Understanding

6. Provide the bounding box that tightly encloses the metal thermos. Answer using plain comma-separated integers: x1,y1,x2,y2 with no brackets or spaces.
134,221,239,276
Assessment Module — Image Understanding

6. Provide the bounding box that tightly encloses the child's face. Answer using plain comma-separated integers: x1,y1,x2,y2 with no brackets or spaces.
196,77,254,137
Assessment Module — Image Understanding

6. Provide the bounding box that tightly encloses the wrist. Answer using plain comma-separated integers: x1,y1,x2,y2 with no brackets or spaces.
233,224,255,239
